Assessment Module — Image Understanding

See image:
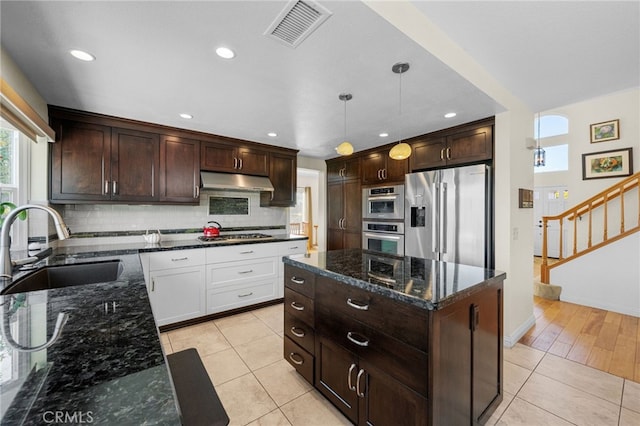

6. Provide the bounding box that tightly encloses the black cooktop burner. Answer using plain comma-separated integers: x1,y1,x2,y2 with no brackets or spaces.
198,233,275,242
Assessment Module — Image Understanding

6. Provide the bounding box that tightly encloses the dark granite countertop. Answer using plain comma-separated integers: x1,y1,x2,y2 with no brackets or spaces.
0,233,307,425
283,249,506,310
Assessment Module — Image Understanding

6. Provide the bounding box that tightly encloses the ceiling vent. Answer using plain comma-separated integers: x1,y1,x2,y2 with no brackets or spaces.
264,0,332,48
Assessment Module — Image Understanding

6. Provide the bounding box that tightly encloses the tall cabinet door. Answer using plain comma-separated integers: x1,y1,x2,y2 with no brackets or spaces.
111,128,160,202
159,135,200,203
50,120,112,202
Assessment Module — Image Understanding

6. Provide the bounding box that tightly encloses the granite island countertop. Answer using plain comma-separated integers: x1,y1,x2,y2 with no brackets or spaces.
282,248,506,310
0,233,307,425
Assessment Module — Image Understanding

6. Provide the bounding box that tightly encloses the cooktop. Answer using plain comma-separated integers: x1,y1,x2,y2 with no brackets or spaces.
197,233,275,243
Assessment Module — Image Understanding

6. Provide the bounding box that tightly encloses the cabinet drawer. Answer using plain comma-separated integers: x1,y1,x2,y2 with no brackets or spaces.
316,307,428,397
284,265,316,299
284,312,315,355
207,279,277,314
277,240,307,256
148,249,205,271
315,276,428,352
284,287,314,325
284,336,314,385
207,258,277,289
206,243,273,264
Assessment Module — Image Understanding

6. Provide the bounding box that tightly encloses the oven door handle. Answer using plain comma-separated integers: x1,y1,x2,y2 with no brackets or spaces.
363,232,401,241
367,195,399,201
367,272,397,284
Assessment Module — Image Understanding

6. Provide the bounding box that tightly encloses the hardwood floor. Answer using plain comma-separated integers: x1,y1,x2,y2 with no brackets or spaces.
521,258,640,381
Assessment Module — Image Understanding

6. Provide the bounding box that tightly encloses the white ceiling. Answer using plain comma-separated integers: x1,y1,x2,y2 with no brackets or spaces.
1,1,638,159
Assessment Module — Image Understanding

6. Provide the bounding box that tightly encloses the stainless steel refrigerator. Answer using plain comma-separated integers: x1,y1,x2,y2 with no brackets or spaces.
405,164,492,268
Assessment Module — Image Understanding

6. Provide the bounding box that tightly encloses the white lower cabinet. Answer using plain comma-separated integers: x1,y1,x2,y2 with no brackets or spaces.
141,249,206,326
141,239,307,326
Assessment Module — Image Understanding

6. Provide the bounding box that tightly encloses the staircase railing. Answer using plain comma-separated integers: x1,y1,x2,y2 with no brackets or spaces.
541,171,640,283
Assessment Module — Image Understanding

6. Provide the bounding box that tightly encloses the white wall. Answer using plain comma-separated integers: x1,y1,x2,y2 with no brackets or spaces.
297,156,327,252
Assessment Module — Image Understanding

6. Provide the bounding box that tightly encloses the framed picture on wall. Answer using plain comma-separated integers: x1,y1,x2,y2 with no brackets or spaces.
590,119,619,143
582,147,633,180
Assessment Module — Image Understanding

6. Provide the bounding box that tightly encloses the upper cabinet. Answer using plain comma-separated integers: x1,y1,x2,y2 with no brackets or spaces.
361,147,408,185
159,135,200,204
50,120,160,203
260,151,297,207
327,157,360,182
410,121,493,172
201,140,269,177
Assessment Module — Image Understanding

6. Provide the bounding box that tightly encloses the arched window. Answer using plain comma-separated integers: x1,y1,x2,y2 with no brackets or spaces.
534,114,568,139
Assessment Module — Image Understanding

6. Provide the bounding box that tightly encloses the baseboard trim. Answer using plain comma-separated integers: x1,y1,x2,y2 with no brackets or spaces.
503,314,536,348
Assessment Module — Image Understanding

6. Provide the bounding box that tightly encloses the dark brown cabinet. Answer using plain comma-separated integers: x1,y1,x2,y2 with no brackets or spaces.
50,120,160,203
260,151,297,207
410,124,493,171
326,157,361,250
361,148,408,185
201,140,269,177
159,135,200,204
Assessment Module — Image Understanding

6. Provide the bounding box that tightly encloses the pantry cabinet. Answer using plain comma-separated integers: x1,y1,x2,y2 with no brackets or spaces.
326,156,361,250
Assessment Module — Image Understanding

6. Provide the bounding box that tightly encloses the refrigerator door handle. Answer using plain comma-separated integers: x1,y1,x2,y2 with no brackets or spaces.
432,182,439,254
441,182,447,254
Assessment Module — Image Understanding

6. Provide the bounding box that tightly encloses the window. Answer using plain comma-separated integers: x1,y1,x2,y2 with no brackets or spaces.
534,115,568,139
534,144,569,174
0,119,29,249
534,114,569,174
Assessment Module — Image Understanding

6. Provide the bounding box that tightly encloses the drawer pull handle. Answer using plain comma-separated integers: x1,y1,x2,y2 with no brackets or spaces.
290,277,305,285
238,292,253,298
239,250,254,254
290,327,305,338
348,363,357,391
347,332,369,347
238,269,253,274
290,302,305,311
289,353,304,365
289,246,299,250
356,368,366,398
171,257,188,262
346,298,369,311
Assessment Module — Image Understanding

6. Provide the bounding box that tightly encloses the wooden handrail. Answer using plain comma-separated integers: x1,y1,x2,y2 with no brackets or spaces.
541,171,640,283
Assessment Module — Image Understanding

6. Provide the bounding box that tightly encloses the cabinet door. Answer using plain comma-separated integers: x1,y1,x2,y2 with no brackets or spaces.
237,147,269,176
385,153,409,183
410,137,447,171
343,180,361,233
326,159,346,182
315,336,358,423
361,152,385,185
159,135,200,203
343,157,361,180
343,230,362,250
148,266,206,326
200,140,236,173
472,283,503,423
327,229,345,251
261,152,296,207
358,360,428,426
50,120,112,202
111,128,160,202
327,181,344,231
446,126,493,166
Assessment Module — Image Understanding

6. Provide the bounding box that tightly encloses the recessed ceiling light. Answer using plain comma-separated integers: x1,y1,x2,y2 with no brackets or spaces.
267,132,277,137
444,112,457,118
379,132,389,138
215,47,235,59
69,49,95,61
179,113,193,119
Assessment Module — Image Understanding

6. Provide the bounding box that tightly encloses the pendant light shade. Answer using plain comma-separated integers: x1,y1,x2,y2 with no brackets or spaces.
534,112,546,167
335,93,353,156
389,62,411,160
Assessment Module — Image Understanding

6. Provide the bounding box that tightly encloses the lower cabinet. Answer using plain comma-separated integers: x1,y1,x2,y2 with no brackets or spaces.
315,337,427,426
142,249,206,326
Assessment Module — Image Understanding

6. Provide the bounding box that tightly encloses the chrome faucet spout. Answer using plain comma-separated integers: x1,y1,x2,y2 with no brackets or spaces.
0,204,70,279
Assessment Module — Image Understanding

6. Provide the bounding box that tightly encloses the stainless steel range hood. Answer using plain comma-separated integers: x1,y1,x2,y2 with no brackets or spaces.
200,171,274,192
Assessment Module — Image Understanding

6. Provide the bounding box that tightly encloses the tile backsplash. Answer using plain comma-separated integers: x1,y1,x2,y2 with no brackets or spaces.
60,190,287,234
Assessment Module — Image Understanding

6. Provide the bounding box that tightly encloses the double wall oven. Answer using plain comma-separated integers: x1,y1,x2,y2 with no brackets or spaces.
362,185,405,257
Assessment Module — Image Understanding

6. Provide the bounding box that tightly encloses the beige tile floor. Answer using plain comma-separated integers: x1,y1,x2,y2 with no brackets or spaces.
161,303,640,426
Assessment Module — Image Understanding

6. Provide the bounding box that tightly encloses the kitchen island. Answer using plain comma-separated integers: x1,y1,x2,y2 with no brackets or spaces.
282,249,506,426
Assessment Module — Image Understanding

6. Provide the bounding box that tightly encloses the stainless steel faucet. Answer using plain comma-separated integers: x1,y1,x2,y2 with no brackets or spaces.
0,204,70,279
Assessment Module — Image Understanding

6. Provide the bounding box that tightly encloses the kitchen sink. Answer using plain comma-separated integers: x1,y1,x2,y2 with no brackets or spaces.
0,260,123,295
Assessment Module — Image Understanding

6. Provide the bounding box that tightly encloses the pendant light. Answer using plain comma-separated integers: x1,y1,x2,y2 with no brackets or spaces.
335,93,354,156
389,62,412,160
534,112,546,167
